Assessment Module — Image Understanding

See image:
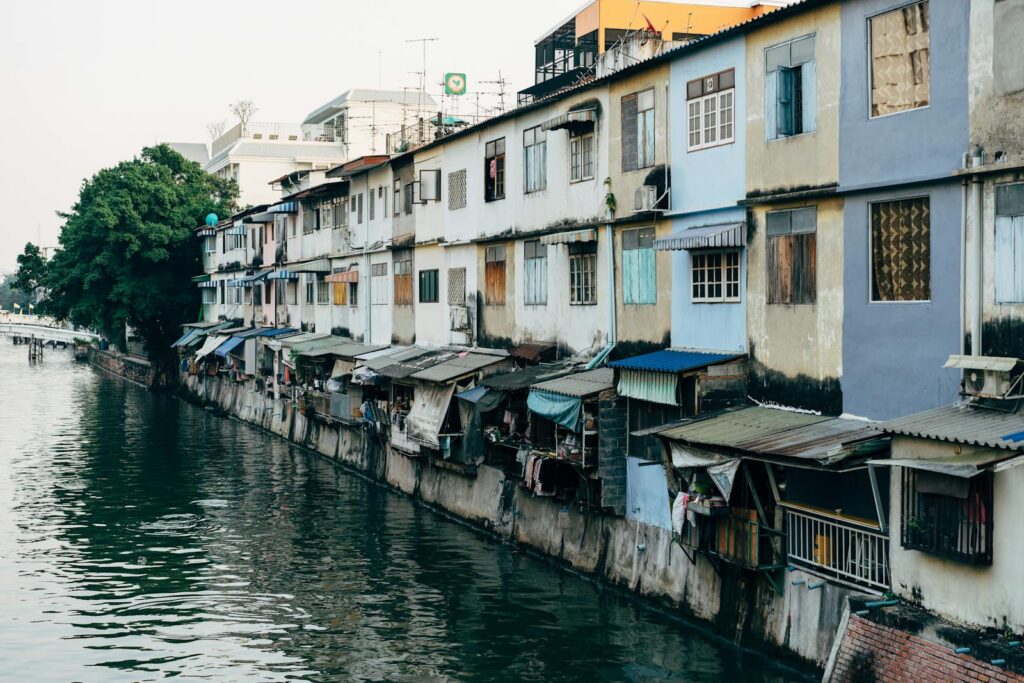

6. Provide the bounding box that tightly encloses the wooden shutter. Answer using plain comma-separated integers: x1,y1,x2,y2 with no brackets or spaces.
621,93,638,172
777,66,795,136
767,233,816,305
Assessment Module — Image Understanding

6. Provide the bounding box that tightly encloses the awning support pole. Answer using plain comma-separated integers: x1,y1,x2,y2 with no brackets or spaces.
868,465,888,534
765,462,781,503
742,463,768,527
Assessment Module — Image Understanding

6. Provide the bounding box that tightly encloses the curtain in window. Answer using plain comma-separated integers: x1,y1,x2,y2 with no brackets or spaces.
870,1,930,117
524,256,547,305
871,198,930,302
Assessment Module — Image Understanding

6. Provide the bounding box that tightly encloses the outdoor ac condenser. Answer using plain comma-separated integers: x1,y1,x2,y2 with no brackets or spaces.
944,355,1024,400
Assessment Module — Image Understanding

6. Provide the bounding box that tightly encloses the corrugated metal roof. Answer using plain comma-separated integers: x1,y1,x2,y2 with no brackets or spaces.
482,363,572,390
736,418,888,466
411,352,509,383
376,349,455,379
609,349,743,373
944,355,1022,372
511,342,556,362
531,367,615,398
360,346,429,371
299,341,386,359
658,407,830,448
881,403,1024,451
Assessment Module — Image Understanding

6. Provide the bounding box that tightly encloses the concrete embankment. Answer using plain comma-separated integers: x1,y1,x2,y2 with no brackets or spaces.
171,371,857,676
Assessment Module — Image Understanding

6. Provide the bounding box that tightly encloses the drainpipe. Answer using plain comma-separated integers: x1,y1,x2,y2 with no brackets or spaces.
970,149,985,356
365,173,372,343
606,221,617,346
960,153,968,357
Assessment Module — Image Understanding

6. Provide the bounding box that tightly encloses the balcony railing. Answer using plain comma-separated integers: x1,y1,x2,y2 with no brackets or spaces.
679,509,784,571
786,506,890,592
212,122,341,156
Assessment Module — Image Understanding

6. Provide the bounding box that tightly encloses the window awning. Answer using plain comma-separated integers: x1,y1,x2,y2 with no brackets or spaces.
195,335,228,359
540,228,597,246
225,224,247,236
191,273,212,283
269,201,297,213
196,228,217,237
265,270,299,281
229,269,272,287
325,269,359,283
214,336,245,358
617,369,679,406
406,382,457,448
868,453,1024,479
541,107,597,132
292,259,332,273
527,390,582,431
654,222,746,251
245,211,277,223
197,280,218,289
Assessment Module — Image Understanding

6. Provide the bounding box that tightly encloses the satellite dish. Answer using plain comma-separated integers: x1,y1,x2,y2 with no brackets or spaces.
205,213,219,226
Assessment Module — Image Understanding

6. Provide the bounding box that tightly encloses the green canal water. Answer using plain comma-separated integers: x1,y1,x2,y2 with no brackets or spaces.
0,346,810,682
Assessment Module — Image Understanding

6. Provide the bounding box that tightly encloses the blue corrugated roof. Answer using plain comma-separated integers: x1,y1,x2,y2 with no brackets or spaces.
609,349,742,373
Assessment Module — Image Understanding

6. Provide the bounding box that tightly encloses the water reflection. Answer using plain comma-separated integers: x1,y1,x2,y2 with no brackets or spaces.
0,346,806,682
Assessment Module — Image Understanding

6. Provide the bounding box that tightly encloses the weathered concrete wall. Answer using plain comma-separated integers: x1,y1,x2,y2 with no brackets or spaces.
182,373,858,672
88,347,156,387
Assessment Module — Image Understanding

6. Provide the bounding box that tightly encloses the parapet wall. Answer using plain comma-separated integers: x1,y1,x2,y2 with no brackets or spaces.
182,372,856,673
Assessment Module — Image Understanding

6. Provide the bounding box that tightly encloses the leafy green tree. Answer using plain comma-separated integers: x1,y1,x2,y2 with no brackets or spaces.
0,273,32,311
13,243,47,295
21,144,236,380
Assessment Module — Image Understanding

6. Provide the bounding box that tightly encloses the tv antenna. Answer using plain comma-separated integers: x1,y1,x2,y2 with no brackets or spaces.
479,71,510,114
405,37,438,112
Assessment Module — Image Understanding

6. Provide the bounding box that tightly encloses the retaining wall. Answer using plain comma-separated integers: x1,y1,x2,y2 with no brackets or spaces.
184,373,856,674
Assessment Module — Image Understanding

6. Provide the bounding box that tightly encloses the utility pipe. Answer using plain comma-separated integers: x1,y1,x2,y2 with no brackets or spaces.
970,149,985,355
960,153,968,357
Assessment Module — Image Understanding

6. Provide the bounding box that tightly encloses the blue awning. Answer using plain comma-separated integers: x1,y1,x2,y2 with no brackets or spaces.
259,327,297,337
269,201,297,214
266,270,299,280
609,349,742,373
528,389,582,431
171,328,201,348
214,336,245,358
456,386,506,413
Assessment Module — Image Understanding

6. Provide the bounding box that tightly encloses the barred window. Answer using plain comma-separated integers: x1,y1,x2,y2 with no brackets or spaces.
447,267,466,306
448,169,468,210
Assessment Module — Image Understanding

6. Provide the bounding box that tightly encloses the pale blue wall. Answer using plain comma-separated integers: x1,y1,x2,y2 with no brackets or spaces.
667,36,747,352
839,0,968,419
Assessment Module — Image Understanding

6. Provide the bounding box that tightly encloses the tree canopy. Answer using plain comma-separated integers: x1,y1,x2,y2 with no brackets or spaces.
17,144,236,365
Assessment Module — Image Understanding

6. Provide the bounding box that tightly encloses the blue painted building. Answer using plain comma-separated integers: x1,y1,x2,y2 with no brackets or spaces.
657,34,749,354
838,0,968,419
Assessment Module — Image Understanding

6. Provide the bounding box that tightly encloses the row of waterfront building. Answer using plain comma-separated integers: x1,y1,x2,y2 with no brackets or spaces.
177,0,1024,675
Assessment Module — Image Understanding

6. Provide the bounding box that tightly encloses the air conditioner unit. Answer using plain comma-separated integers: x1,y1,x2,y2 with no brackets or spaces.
944,355,1024,400
634,185,658,212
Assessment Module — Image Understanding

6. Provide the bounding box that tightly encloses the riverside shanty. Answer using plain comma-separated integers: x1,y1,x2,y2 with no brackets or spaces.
175,0,1024,679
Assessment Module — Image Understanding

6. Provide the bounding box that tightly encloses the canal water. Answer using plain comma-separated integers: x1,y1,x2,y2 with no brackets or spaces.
0,346,808,682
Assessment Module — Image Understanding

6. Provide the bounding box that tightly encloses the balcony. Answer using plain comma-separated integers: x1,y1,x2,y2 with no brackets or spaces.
212,122,342,157
679,507,785,575
785,505,890,592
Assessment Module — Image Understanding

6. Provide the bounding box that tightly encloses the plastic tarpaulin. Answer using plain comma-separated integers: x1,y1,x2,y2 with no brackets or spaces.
195,335,228,360
527,389,582,431
457,387,508,461
626,457,672,530
214,336,244,358
456,386,506,413
406,382,456,449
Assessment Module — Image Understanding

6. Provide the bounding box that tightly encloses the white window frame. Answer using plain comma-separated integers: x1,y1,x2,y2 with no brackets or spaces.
691,249,741,303
569,132,595,183
523,126,547,194
687,88,735,151
637,88,655,169
316,275,330,305
201,287,217,304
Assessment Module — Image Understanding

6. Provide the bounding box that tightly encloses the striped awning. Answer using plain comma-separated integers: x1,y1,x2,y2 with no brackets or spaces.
326,269,359,283
266,270,299,281
269,201,297,213
191,273,211,283
245,211,277,223
228,269,272,287
225,223,247,236
540,228,597,245
541,107,597,132
291,259,332,273
654,222,745,251
196,227,217,237
197,280,218,289
617,369,680,406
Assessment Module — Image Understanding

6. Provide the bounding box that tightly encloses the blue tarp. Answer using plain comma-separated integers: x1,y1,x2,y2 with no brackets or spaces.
609,349,741,373
456,386,506,413
527,389,582,431
259,327,297,337
171,328,202,348
626,456,672,530
214,336,245,358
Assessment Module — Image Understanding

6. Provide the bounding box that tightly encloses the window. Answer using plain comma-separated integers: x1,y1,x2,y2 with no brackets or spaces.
449,169,467,210
687,69,736,151
393,178,401,216
332,281,347,306
232,284,242,305
523,126,547,193
202,287,216,304
369,191,375,221
691,250,741,303
870,1,930,118
204,236,216,254
394,256,413,305
265,280,272,304
286,281,297,305
305,274,315,304
570,131,595,182
320,202,333,229
622,89,655,172
524,240,548,305
419,169,441,202
485,245,506,305
336,198,349,228
995,183,1024,303
766,207,816,304
379,186,387,218
219,280,225,304
622,227,657,305
569,242,597,305
357,193,364,224
317,275,329,305
418,269,439,303
870,197,931,302
289,215,296,238
765,35,816,139
303,201,319,233
901,469,992,565
447,267,466,306
371,262,389,305
404,183,413,214
485,138,506,201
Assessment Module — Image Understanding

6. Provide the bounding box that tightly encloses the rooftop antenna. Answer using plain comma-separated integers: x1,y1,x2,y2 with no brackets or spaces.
479,71,510,114
405,37,438,113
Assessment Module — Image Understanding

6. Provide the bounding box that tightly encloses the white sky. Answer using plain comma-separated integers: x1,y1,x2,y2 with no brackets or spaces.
0,0,581,272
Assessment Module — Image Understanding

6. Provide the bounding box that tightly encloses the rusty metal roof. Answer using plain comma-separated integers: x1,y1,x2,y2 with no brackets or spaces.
881,403,1024,451
482,363,572,391
411,352,510,384
656,407,829,447
530,367,615,398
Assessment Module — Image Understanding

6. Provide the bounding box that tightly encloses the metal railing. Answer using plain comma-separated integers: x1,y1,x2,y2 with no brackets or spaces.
680,511,784,570
786,507,890,592
213,122,340,156
385,117,456,155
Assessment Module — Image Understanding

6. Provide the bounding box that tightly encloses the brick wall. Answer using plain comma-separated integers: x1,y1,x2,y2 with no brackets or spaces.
598,391,627,516
828,614,1024,683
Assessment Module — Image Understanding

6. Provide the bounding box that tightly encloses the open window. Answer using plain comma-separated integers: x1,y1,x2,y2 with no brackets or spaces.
901,469,993,565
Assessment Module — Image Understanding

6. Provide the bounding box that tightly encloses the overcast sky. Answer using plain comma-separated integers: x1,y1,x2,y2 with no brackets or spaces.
0,0,583,272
